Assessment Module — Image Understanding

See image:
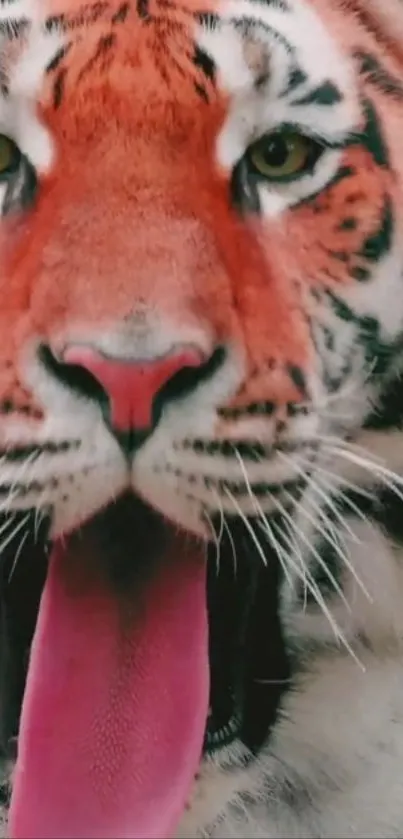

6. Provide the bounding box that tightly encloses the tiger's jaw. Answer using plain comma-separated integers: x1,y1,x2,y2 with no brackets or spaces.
3,484,290,839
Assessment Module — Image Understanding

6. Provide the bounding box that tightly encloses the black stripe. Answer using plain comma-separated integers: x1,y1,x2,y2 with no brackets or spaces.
0,440,79,461
111,1,129,23
185,476,304,497
291,81,342,107
52,67,66,109
179,438,317,459
77,32,116,82
136,0,150,20
355,50,403,101
45,2,109,32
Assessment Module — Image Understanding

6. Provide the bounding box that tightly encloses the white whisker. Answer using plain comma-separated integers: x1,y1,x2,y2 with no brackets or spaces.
272,520,365,671
210,486,237,577
234,448,293,586
280,450,362,545
323,443,403,502
223,486,268,567
8,525,31,582
0,511,31,563
271,488,351,611
204,509,221,577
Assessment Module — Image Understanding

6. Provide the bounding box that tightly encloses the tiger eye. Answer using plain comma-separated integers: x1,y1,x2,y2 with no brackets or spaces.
249,130,320,181
0,135,19,174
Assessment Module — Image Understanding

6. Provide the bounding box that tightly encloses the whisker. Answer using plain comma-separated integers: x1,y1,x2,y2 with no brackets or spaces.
254,677,293,685
223,486,268,567
295,452,376,501
323,443,403,502
0,512,18,540
0,511,31,560
279,450,362,545
296,475,374,602
271,488,351,611
222,516,238,578
234,448,293,585
256,517,294,588
312,469,375,529
0,450,44,513
34,505,47,544
210,486,237,577
8,524,31,582
272,520,366,671
290,485,373,603
204,509,221,577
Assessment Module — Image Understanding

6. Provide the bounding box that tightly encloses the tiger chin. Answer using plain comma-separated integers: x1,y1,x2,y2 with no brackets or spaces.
0,0,403,836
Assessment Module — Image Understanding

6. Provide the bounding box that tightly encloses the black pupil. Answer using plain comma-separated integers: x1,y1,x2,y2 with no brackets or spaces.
262,136,290,167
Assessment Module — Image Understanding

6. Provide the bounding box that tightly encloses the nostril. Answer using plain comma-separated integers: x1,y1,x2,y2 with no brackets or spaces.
155,345,226,408
38,345,108,407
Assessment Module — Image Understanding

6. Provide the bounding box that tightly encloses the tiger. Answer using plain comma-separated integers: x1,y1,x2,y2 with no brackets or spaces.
0,0,403,835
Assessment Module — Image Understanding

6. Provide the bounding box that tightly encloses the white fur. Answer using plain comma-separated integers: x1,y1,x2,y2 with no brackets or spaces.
198,0,360,217
0,2,60,177
177,490,403,837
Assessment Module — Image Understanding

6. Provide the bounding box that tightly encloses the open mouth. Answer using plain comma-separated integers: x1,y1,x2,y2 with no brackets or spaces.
0,493,289,838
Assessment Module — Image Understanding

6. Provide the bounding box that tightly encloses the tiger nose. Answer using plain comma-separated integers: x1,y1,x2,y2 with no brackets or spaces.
61,344,207,433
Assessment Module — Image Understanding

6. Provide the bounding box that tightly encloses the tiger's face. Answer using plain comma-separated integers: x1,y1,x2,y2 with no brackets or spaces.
1,0,403,836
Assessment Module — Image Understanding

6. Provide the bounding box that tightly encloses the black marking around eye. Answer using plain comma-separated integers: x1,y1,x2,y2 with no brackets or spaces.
230,157,261,215
291,81,342,108
2,156,37,216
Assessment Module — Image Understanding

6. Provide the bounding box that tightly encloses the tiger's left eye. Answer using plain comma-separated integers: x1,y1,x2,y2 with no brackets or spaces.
0,135,21,176
248,130,323,182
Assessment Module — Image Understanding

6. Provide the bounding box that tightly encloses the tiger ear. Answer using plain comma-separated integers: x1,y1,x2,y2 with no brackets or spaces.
356,0,403,50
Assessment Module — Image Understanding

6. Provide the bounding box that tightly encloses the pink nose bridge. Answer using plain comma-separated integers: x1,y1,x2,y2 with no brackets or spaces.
63,345,205,431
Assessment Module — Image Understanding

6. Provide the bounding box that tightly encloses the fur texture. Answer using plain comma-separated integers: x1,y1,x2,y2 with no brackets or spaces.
1,0,403,835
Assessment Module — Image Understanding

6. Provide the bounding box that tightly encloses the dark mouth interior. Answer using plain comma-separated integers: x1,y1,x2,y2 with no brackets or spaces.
0,496,290,779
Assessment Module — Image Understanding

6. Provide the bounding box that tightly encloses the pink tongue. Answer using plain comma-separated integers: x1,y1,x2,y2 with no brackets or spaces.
9,532,209,838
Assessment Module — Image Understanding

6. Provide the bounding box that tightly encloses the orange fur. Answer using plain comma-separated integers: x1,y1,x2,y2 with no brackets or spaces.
0,0,402,420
